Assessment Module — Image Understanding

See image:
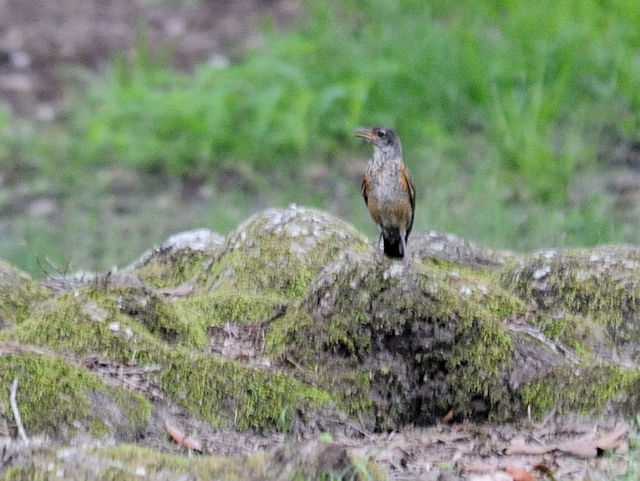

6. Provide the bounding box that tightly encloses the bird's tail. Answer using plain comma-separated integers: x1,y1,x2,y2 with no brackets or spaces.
382,227,405,258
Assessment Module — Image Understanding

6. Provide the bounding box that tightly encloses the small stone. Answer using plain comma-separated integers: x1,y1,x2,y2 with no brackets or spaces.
532,265,551,280
82,302,109,323
108,321,120,332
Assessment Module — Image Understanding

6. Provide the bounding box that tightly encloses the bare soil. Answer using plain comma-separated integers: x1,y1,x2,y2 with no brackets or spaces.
0,0,301,116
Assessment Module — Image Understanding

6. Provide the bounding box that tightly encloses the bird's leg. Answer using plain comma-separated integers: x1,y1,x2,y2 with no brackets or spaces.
400,230,410,267
377,229,384,252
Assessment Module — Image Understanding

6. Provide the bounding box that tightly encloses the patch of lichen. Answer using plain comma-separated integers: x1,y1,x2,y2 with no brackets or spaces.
520,365,640,418
160,348,332,430
0,260,50,327
0,353,150,439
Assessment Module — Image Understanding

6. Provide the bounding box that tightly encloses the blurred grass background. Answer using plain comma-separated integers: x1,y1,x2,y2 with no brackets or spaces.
1,0,640,276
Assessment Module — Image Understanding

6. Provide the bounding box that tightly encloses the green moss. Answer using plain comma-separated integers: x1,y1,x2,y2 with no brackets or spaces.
0,353,150,438
520,365,640,418
500,248,640,332
211,209,370,300
1,279,332,431
4,289,164,365
96,287,208,348
94,444,271,479
412,264,516,419
160,349,332,430
133,247,215,289
324,313,372,360
208,240,316,299
0,260,49,327
533,314,595,359
265,256,521,426
172,289,286,328
0,444,273,481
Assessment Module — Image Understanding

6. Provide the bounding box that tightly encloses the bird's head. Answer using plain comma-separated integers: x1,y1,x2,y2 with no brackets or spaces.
354,126,402,157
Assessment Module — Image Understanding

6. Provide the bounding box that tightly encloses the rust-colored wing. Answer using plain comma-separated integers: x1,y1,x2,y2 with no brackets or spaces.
400,162,416,237
361,172,370,206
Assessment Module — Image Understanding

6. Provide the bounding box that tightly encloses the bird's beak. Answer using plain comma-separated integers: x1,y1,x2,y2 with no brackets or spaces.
353,127,376,143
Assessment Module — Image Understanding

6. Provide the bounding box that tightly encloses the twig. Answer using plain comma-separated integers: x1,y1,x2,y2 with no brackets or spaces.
505,324,579,364
9,378,29,444
253,304,287,354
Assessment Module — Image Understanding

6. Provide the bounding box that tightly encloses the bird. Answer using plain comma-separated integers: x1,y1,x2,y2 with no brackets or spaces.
354,126,415,262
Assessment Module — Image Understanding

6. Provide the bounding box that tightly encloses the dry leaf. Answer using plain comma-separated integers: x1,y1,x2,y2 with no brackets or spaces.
463,460,498,473
505,442,554,456
505,465,536,481
443,409,454,423
556,438,597,458
596,424,628,451
466,473,513,481
164,420,203,452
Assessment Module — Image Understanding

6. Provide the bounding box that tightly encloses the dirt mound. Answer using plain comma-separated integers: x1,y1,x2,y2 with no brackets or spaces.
0,206,637,479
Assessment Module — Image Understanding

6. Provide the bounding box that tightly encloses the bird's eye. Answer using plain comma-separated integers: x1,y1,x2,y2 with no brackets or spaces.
376,130,385,138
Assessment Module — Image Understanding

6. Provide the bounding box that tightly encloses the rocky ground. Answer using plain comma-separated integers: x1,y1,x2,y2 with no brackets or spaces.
0,206,638,480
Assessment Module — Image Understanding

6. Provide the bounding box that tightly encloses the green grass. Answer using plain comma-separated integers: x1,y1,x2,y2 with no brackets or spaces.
2,0,640,275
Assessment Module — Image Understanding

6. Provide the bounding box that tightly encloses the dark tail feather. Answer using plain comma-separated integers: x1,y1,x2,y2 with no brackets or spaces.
382,228,404,258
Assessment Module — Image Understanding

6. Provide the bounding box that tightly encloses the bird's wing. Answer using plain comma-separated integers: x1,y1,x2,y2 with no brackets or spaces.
400,162,416,236
361,172,370,206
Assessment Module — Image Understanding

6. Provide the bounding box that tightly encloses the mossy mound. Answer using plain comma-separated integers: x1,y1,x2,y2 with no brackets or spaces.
267,251,524,429
1,206,640,454
1,281,333,434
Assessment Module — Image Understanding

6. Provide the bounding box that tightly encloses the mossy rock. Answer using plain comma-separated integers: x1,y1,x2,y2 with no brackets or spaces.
500,245,640,355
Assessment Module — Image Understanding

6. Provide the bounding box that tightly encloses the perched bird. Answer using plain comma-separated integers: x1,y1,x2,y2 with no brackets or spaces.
354,126,415,261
